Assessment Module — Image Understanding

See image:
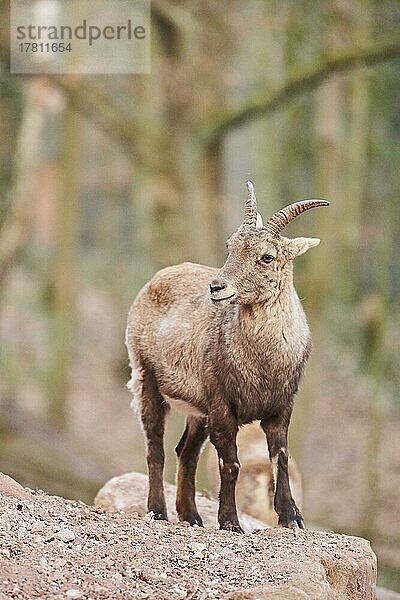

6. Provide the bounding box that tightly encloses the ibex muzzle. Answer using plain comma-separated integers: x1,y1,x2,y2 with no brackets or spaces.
209,278,236,302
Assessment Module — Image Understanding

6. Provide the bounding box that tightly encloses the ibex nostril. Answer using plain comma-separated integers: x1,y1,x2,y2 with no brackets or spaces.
210,280,227,294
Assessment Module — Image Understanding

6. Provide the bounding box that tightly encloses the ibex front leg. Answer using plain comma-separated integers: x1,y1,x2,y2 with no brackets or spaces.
209,411,243,533
261,414,304,529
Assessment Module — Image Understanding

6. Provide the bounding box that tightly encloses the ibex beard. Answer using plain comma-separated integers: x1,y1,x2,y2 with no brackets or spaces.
126,181,329,533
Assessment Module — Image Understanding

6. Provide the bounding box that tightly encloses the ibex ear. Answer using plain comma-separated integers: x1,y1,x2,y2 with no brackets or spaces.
256,212,263,229
289,237,320,257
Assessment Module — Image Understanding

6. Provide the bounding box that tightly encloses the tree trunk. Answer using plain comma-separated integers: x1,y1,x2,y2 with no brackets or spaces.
47,101,80,430
0,79,44,292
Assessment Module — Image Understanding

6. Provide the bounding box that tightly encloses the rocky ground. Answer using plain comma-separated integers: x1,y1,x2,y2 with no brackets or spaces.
2,276,399,585
0,473,377,600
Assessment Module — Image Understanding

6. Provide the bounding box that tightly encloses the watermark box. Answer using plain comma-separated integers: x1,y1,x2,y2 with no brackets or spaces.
10,0,151,74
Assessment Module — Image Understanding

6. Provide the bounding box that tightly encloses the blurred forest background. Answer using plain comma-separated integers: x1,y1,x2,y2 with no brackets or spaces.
0,0,399,591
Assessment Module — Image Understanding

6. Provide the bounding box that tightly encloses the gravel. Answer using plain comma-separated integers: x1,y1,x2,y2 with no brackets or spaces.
0,488,376,599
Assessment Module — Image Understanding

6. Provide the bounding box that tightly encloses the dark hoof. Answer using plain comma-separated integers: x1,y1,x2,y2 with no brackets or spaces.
287,518,305,529
179,511,204,527
220,521,244,534
279,507,305,529
147,510,168,521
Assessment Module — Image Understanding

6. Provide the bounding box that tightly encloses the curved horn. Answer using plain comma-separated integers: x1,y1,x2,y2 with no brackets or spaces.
243,181,258,227
265,199,330,236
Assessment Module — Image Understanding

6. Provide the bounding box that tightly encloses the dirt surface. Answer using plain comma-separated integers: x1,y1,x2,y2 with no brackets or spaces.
0,475,377,600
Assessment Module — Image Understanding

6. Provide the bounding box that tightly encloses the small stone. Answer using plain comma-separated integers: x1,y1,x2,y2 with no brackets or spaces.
112,573,123,585
55,528,75,543
65,590,82,599
31,522,45,534
39,557,48,569
0,518,11,533
189,541,207,558
170,585,186,599
17,526,28,539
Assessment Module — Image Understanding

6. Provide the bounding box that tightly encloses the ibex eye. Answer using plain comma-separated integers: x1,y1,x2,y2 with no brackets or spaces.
261,254,274,264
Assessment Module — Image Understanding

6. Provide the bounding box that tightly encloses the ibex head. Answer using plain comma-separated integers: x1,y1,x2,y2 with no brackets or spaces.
209,181,329,305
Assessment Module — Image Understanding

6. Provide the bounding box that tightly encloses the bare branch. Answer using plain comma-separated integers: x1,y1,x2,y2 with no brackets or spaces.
152,0,199,33
49,76,147,163
204,38,400,149
2,35,398,164
0,39,151,166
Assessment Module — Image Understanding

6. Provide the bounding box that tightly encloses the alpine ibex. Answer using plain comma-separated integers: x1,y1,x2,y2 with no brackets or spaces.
126,182,328,532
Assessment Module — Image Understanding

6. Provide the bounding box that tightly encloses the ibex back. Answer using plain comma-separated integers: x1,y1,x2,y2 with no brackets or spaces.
126,182,328,532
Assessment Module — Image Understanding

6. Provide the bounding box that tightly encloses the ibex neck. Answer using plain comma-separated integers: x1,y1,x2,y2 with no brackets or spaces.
232,278,309,354
238,284,299,326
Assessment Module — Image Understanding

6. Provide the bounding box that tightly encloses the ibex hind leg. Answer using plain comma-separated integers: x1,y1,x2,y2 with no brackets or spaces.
137,367,169,520
175,416,208,526
274,450,304,528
